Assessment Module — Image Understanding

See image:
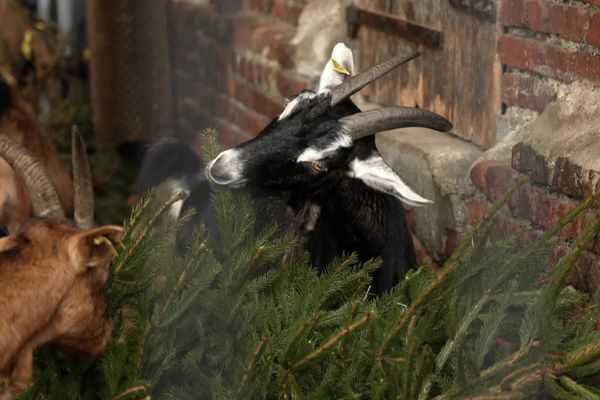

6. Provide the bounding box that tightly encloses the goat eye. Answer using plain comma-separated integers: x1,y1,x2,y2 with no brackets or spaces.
0,224,8,238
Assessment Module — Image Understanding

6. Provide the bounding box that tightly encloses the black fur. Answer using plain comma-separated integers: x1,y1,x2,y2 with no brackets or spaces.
0,77,12,117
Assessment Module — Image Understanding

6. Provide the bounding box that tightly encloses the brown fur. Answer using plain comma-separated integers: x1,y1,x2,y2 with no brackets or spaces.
0,219,122,399
0,88,73,233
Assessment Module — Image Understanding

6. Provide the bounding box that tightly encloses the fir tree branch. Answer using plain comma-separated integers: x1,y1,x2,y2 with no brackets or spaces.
237,336,269,396
499,362,543,390
123,190,156,236
535,210,600,341
114,191,187,275
403,316,417,400
111,384,149,400
562,340,600,371
544,375,582,400
285,312,373,377
558,375,600,400
479,341,539,381
282,314,321,364
437,288,494,371
134,240,207,371
376,177,527,360
463,394,524,400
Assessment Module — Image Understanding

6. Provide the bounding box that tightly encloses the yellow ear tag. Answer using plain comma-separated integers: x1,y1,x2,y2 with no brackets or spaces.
34,22,48,31
331,58,351,76
21,30,34,61
93,236,119,257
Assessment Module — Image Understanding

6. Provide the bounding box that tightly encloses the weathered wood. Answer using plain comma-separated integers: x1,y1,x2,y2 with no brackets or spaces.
347,5,443,49
354,0,501,149
449,0,496,22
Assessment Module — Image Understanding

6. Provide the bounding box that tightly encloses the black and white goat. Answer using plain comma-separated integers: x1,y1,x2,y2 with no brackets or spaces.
140,44,452,294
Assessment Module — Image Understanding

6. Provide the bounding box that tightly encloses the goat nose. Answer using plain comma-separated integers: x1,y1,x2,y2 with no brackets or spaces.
206,150,242,185
208,159,233,183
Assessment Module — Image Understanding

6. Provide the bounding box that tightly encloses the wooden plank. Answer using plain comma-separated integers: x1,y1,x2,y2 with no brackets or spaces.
352,0,501,149
347,5,443,49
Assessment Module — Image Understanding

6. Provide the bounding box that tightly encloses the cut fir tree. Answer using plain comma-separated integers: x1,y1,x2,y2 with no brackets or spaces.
16,137,600,400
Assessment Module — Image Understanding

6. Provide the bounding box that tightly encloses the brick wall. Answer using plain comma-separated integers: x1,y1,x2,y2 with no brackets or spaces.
168,0,310,150
498,0,600,125
460,0,600,291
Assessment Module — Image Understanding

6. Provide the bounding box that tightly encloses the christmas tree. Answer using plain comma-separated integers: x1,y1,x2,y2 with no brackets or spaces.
17,134,600,399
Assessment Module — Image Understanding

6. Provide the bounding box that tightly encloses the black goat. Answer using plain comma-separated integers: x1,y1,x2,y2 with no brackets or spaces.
140,44,452,294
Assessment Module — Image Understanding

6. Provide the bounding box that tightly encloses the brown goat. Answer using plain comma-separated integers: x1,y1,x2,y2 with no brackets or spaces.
0,78,73,233
0,131,121,399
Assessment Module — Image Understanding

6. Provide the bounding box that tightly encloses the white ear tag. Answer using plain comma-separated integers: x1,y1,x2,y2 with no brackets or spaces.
347,155,433,207
318,43,355,92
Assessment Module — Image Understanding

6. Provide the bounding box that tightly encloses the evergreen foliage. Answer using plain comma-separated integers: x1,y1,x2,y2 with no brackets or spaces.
16,134,600,399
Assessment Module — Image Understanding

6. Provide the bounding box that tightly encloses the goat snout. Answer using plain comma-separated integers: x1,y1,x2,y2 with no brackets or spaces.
206,149,245,187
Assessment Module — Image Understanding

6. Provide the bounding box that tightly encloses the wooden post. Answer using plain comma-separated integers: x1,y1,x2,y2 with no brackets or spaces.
87,0,173,149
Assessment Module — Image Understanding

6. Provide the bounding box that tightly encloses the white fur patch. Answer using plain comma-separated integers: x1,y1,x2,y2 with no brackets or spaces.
169,199,184,220
206,148,246,187
279,92,318,121
318,42,355,92
296,132,353,163
159,179,188,220
347,155,433,207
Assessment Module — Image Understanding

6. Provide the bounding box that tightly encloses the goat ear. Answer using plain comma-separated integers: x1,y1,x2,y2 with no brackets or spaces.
68,225,123,271
318,43,355,92
347,154,433,207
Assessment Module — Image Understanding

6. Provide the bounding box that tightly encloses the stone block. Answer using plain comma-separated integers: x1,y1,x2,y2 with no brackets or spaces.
511,82,600,199
376,127,482,260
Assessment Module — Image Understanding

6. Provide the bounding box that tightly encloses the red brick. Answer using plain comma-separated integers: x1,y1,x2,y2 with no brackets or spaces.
470,160,516,201
589,12,600,46
444,230,460,257
490,211,523,241
509,183,540,220
233,79,283,117
276,71,310,97
580,0,600,7
232,22,294,67
534,192,574,230
501,0,590,42
271,2,303,25
233,54,278,94
468,199,489,226
229,99,271,136
559,209,593,242
412,234,438,266
499,34,600,82
501,72,557,113
500,0,525,26
517,228,541,247
570,251,600,293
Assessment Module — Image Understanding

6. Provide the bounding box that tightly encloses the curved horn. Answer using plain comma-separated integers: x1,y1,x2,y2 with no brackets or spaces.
72,126,94,229
339,107,453,140
0,134,65,218
329,52,420,106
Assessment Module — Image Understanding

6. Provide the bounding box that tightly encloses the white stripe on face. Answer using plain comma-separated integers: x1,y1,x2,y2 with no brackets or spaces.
296,132,353,163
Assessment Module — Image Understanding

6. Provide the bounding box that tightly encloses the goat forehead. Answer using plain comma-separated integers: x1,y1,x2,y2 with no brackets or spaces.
278,90,324,121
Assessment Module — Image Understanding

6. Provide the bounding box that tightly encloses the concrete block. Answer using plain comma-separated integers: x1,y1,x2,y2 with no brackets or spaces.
376,128,482,260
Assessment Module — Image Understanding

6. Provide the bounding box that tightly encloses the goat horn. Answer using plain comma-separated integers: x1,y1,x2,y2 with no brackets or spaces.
0,134,65,218
339,107,453,140
72,126,94,229
329,52,420,107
